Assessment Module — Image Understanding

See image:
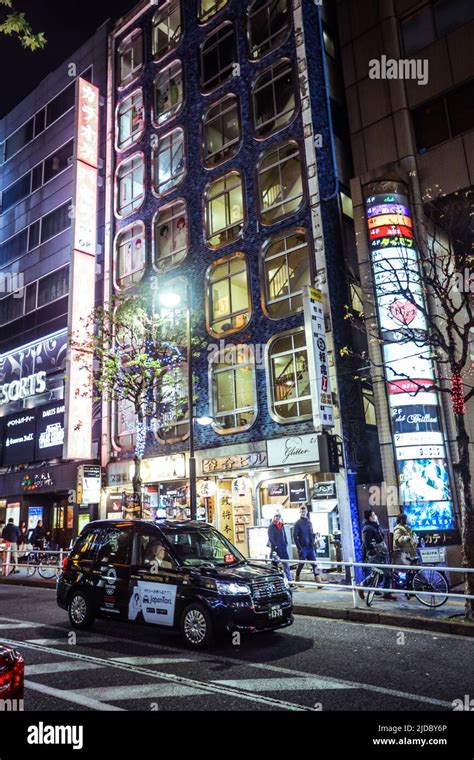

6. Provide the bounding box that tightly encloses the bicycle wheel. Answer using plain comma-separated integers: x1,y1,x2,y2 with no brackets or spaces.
412,568,449,607
38,557,59,580
26,553,37,576
366,570,381,607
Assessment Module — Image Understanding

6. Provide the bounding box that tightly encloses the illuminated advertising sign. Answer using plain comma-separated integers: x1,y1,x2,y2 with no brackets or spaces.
303,286,334,430
365,188,456,535
3,412,36,466
64,76,100,461
35,403,65,460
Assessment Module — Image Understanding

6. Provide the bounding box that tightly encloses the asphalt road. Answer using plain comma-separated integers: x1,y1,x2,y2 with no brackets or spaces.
0,585,472,712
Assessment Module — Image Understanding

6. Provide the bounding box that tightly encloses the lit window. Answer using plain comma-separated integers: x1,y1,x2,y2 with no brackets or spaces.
362,388,377,426
154,200,188,270
153,60,184,126
117,31,143,87
211,347,257,432
206,253,250,336
248,0,291,60
262,229,310,318
201,22,237,93
116,89,144,150
115,398,136,449
152,128,186,195
198,0,228,22
203,94,240,166
116,223,145,289
340,191,354,219
252,59,296,138
152,0,182,60
116,154,145,217
267,329,312,421
205,171,244,248
257,141,303,224
350,282,364,316
155,365,189,442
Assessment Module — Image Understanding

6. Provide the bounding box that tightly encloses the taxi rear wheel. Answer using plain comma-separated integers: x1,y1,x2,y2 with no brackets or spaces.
68,590,95,629
181,603,213,649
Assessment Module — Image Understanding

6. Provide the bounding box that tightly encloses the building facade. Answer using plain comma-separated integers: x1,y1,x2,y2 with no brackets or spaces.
0,26,108,546
336,0,474,566
102,0,381,563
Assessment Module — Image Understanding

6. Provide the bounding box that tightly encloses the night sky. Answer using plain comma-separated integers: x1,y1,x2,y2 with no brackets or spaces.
0,0,137,117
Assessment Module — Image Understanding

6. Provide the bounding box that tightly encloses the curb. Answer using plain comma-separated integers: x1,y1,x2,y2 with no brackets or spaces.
293,604,474,637
0,578,54,590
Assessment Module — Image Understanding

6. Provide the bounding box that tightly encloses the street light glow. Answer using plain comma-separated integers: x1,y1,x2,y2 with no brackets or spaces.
159,292,182,309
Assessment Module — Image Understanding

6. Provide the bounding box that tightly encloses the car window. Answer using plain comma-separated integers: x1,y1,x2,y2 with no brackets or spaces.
138,533,174,571
70,530,101,561
95,526,132,565
163,528,244,566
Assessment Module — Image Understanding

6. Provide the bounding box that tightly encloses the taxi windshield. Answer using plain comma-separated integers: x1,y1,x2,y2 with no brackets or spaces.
161,527,245,567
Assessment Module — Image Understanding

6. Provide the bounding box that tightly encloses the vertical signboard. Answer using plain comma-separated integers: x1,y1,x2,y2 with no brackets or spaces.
365,187,456,542
303,285,334,431
64,77,100,460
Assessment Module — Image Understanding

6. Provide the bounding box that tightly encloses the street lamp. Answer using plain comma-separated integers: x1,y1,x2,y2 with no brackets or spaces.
159,285,210,520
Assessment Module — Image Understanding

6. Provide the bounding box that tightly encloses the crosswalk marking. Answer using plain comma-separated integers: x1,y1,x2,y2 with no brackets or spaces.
74,684,203,701
25,680,125,711
213,677,355,692
27,661,104,675
26,637,108,646
111,655,191,665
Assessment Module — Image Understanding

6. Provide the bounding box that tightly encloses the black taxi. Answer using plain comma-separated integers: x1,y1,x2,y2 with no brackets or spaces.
57,520,293,648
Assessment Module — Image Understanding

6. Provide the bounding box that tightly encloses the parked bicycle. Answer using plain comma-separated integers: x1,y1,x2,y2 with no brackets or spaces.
363,557,449,608
25,549,61,580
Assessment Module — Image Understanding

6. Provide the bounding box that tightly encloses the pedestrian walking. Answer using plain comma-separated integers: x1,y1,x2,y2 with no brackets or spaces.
2,518,21,574
359,509,395,600
392,513,418,565
17,521,30,561
267,511,292,583
293,504,322,585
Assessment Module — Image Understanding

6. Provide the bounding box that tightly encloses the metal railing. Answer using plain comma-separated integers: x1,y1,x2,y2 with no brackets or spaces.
250,556,474,605
0,548,64,578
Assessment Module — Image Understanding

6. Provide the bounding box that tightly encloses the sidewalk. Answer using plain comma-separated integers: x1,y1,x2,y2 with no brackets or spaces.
1,567,473,637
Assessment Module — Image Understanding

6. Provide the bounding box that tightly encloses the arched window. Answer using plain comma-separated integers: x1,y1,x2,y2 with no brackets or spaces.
205,171,244,248
266,329,312,421
154,199,188,270
152,0,182,60
116,222,146,289
206,253,250,336
257,141,303,224
248,0,291,60
262,229,310,317
210,346,257,432
115,153,145,218
252,59,296,138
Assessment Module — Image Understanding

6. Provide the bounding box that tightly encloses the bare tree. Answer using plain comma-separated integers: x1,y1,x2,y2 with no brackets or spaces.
344,189,474,620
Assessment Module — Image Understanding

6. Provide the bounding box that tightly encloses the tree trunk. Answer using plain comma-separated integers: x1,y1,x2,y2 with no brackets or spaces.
454,413,474,621
132,414,145,519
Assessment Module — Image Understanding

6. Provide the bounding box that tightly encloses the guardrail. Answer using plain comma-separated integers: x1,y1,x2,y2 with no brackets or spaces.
250,557,474,605
0,548,64,578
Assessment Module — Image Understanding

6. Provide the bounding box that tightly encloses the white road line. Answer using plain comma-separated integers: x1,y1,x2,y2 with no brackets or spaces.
25,680,125,711
0,637,316,712
0,622,38,629
213,677,354,692
111,656,191,665
74,684,203,701
26,637,110,646
27,661,104,675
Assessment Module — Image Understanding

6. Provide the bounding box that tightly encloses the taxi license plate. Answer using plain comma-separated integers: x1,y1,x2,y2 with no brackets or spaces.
269,605,283,619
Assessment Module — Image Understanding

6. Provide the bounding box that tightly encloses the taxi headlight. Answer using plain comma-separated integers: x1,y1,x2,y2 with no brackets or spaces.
216,581,251,595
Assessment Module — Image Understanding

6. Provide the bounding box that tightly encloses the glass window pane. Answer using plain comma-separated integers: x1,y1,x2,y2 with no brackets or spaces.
401,5,435,55
206,172,244,247
204,95,240,166
116,223,145,288
117,90,144,150
117,155,145,216
154,61,184,126
198,0,227,22
153,129,186,195
446,80,474,136
154,200,188,269
152,0,182,59
118,32,143,86
413,97,450,151
268,330,311,420
434,0,474,36
258,142,303,223
248,0,291,60
264,230,309,317
253,60,296,137
201,23,236,92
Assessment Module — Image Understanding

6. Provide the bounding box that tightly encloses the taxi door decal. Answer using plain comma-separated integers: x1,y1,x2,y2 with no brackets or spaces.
128,580,177,626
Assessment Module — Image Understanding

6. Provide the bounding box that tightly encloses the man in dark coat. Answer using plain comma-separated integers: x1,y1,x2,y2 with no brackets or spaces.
360,509,395,600
293,505,322,584
2,518,20,573
267,511,292,582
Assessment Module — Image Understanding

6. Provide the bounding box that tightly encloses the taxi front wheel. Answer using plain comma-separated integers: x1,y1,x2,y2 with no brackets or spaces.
180,603,213,649
68,590,95,629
